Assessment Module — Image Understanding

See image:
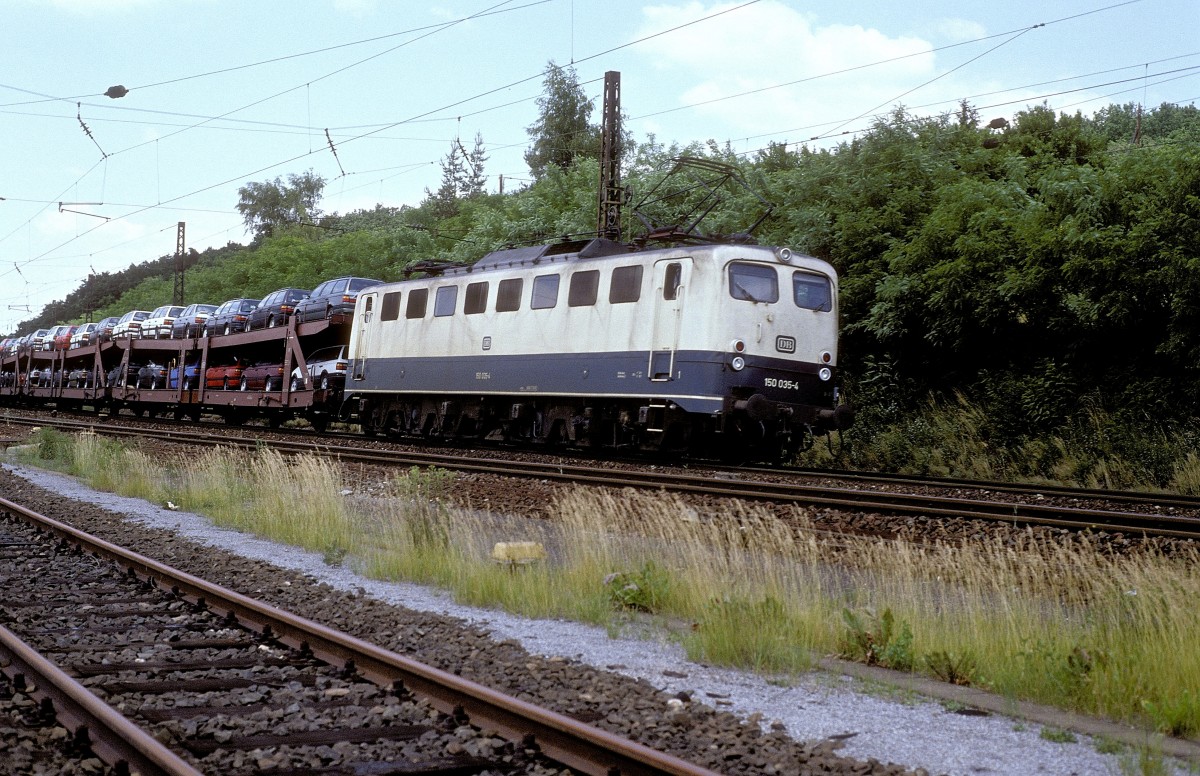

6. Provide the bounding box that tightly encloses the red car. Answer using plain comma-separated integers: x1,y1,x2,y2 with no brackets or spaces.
53,325,79,350
239,362,284,392
204,358,248,390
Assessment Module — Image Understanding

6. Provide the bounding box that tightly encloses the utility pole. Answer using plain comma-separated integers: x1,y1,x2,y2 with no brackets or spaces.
173,222,185,305
596,71,622,242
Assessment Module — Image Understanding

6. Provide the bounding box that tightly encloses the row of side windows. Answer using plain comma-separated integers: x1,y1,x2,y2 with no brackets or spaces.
377,264,647,322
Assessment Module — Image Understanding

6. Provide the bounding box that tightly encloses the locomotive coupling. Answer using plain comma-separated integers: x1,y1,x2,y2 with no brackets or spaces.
817,403,856,430
734,393,782,421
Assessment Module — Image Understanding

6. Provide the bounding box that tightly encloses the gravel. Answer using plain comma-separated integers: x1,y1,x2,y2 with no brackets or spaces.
2,459,1193,776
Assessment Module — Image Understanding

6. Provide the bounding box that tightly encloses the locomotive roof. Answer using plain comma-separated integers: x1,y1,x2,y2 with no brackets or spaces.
409,236,820,282
462,237,630,275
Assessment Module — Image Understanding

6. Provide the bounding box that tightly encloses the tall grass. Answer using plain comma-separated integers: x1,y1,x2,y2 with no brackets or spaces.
18,429,355,559
12,428,1200,739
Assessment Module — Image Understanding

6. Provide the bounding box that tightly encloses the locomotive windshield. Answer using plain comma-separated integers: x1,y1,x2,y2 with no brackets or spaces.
728,263,779,303
793,270,832,312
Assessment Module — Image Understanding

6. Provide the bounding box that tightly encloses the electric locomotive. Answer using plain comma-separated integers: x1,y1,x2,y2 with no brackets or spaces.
343,236,853,461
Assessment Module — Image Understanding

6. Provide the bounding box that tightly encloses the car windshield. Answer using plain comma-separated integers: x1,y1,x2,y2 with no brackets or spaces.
309,347,344,361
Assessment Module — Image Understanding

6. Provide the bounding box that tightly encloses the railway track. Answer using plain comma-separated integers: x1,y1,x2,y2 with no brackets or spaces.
7,413,1200,541
0,496,720,776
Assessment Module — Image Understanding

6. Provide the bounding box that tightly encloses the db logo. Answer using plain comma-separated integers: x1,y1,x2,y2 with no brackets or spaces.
776,336,796,353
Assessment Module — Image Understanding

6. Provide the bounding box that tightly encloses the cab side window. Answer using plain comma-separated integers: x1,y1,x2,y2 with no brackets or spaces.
663,263,682,301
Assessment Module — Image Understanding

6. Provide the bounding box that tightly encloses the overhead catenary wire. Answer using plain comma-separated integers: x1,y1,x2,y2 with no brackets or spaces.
0,0,1188,319
0,0,769,281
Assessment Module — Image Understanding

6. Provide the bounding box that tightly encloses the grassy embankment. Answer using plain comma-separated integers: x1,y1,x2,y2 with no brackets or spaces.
11,424,1200,755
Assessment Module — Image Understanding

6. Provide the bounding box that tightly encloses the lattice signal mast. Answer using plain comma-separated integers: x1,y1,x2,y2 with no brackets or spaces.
173,222,185,305
597,71,622,242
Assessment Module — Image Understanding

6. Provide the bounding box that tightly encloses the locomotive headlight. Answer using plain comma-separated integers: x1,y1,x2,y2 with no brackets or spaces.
818,367,832,381
730,338,746,354
775,247,794,264
820,350,832,364
731,356,746,371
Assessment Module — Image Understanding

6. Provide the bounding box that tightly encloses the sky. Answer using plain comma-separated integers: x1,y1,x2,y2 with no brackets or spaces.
1,0,1197,334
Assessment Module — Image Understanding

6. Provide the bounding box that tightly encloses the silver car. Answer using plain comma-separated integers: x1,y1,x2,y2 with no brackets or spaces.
111,310,151,339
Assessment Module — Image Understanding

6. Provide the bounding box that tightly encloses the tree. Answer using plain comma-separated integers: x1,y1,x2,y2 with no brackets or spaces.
425,141,467,219
524,61,600,179
462,132,489,198
236,171,325,241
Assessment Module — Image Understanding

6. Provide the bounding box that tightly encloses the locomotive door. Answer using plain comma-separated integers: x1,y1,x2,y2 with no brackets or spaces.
351,292,376,381
648,259,691,381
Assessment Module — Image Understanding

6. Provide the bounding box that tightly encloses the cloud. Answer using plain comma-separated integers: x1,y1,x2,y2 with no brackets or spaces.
631,1,939,145
936,18,988,42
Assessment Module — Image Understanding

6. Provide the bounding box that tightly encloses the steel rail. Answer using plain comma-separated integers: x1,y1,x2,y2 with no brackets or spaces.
0,623,203,776
0,496,720,776
12,414,1200,539
756,464,1200,512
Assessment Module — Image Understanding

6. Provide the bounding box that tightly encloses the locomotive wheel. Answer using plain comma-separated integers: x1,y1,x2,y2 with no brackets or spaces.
546,418,569,447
